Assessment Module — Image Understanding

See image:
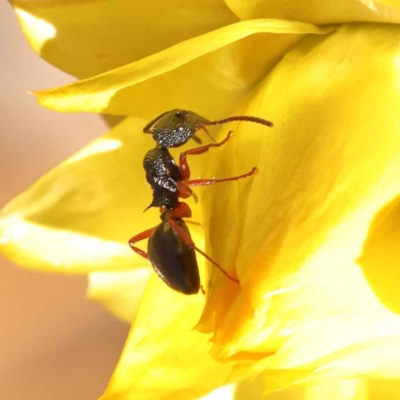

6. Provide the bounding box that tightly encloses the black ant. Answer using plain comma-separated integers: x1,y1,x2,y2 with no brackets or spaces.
129,110,273,294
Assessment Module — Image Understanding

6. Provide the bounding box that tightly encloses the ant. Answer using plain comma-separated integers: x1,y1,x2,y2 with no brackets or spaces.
129,110,273,294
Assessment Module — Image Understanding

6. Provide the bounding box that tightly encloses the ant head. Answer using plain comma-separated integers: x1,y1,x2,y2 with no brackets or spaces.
143,109,210,148
144,109,274,148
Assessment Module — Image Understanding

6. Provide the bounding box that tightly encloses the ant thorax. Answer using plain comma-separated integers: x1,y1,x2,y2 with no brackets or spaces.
143,147,182,209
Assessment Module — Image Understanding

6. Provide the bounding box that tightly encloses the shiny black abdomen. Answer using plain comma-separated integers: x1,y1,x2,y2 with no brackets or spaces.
147,220,200,294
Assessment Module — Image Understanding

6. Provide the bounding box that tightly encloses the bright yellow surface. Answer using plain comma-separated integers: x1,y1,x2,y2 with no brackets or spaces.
100,274,232,400
6,0,400,398
225,0,400,24
0,117,204,273
87,269,152,322
197,23,400,389
30,20,330,120
12,0,238,78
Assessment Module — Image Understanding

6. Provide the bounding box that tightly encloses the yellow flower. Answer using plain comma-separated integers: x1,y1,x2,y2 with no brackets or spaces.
4,0,400,398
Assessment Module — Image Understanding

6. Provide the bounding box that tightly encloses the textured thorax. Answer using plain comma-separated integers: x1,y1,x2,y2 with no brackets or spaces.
143,147,182,208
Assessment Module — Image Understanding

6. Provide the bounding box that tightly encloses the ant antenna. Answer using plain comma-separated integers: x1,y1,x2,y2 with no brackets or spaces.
206,115,274,128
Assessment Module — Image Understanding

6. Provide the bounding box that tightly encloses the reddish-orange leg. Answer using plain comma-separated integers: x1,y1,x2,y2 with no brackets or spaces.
178,131,233,180
177,130,256,194
129,227,155,260
167,216,239,284
186,167,256,187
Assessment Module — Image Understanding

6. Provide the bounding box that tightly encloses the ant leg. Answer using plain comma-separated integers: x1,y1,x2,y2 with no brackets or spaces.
179,131,233,180
128,227,155,260
193,246,239,284
177,167,255,200
186,167,256,187
167,217,240,285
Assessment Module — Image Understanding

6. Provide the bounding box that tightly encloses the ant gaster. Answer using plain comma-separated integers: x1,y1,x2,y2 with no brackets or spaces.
129,110,273,294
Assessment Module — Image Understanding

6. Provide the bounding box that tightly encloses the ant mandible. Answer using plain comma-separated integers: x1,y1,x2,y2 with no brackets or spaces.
129,110,273,295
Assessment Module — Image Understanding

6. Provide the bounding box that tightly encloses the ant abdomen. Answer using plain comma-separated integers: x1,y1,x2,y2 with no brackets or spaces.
148,219,200,295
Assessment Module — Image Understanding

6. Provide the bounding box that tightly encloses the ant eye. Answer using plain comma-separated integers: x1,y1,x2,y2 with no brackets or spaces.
176,123,184,132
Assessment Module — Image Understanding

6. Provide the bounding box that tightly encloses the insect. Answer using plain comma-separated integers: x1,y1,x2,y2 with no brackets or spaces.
129,110,273,294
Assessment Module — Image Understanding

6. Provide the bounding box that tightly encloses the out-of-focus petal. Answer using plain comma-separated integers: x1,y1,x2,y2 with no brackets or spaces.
373,0,400,7
224,0,400,24
87,269,151,322
266,379,400,400
33,20,332,120
0,117,203,273
196,22,400,385
11,0,237,78
100,274,232,400
198,384,236,400
367,379,400,398
300,380,368,400
247,380,368,400
233,374,265,399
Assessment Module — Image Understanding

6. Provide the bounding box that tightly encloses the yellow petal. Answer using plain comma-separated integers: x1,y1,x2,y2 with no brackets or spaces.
261,379,400,399
197,22,400,383
200,384,236,400
373,0,400,7
12,0,237,78
367,379,400,398
0,117,161,273
33,19,332,119
225,0,400,24
101,274,232,400
234,374,265,399
295,380,367,400
254,378,368,400
87,269,151,322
